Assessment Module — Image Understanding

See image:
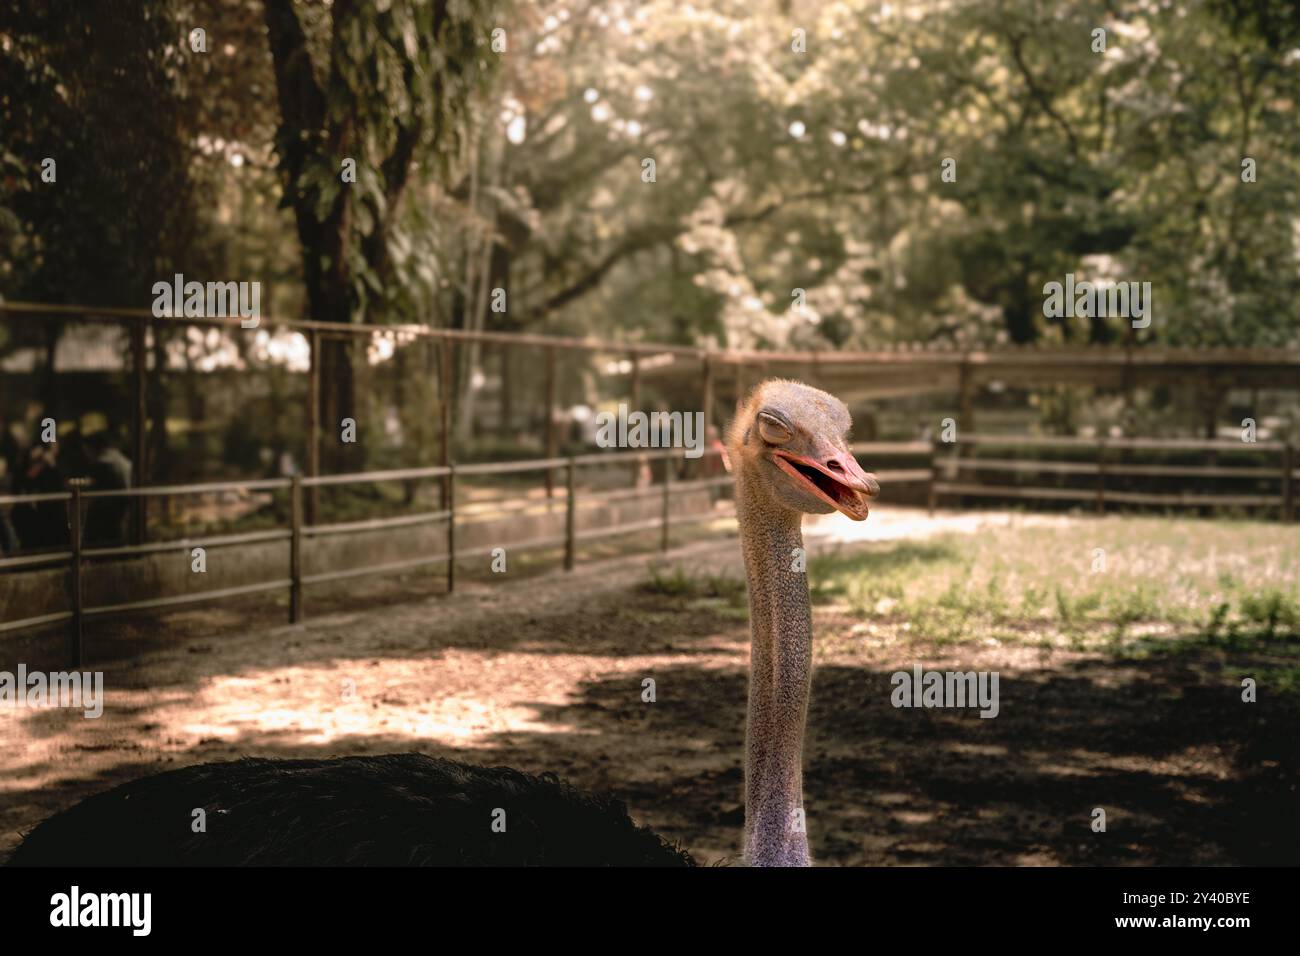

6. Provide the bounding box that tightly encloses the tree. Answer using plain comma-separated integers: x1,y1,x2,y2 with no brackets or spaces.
261,0,498,466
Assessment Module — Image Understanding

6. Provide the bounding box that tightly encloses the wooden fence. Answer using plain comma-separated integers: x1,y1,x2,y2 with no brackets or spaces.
931,434,1296,517
1,436,1295,666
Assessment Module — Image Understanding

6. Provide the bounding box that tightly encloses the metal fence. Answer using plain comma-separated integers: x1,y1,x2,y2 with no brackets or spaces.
0,447,741,664
2,434,1296,667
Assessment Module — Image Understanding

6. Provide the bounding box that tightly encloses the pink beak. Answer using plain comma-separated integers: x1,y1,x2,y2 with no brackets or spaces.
771,446,880,521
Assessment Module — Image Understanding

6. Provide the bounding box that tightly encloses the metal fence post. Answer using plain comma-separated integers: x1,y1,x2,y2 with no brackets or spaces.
68,479,86,667
440,342,453,511
660,455,672,551
131,317,148,545
289,474,303,623
306,329,320,524
544,347,557,500
630,352,642,488
564,457,577,571
446,464,456,593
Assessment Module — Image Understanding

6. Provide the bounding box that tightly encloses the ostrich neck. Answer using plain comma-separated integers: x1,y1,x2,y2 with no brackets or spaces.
736,476,813,866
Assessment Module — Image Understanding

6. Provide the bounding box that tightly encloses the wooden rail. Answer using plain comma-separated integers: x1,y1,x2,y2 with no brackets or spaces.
931,433,1297,521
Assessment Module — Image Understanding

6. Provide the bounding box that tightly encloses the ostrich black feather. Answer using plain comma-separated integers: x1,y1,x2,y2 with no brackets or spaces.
7,754,695,867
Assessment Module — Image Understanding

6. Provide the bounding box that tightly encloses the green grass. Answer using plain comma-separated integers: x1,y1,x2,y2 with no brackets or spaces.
634,514,1300,661
643,561,748,614
805,516,1300,652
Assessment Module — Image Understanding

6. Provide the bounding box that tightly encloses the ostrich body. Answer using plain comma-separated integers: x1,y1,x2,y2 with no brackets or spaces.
9,380,876,867
7,755,692,866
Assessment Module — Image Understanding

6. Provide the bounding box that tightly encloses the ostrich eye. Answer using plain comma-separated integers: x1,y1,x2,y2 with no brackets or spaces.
757,412,793,445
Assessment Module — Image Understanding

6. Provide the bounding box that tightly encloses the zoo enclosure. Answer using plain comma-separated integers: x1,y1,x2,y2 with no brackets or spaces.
5,299,1299,538
2,434,1294,667
0,446,740,665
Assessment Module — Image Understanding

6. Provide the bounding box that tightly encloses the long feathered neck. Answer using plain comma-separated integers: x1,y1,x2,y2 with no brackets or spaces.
736,471,813,866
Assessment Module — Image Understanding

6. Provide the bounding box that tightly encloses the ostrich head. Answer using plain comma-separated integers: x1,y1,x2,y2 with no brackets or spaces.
727,379,879,520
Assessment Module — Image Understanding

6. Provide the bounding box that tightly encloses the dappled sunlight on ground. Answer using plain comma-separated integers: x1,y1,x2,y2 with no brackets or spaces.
2,507,1297,865
805,504,1074,545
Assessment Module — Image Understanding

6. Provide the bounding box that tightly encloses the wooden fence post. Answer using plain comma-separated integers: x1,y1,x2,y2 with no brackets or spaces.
1283,443,1294,524
68,479,86,667
927,439,938,516
446,464,456,593
660,455,671,551
957,359,975,435
289,474,303,623
1096,438,1107,515
564,457,576,571
701,353,713,455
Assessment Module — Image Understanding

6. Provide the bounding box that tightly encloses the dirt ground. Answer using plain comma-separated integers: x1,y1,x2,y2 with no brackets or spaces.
2,507,1295,865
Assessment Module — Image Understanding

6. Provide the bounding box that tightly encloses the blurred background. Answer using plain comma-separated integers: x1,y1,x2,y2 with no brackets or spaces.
3,1,1298,492
1,0,1298,866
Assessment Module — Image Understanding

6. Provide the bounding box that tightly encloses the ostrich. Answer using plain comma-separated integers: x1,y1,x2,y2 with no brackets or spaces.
8,380,877,867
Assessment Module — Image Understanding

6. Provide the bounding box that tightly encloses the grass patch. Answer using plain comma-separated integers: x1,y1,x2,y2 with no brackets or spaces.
805,516,1300,654
643,562,748,610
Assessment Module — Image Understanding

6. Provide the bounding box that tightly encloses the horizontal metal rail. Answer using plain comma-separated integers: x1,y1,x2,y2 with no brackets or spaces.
852,441,933,454
0,550,74,571
302,466,449,487
935,482,1283,508
453,458,567,476
958,433,1285,452
0,301,706,357
948,457,1100,475
934,482,1100,502
84,579,293,617
570,448,694,466
83,477,290,498
9,301,1300,368
0,609,74,635
0,491,71,505
304,510,450,538
1102,490,1282,507
576,516,676,543
947,457,1283,479
5,431,1296,655
873,468,932,483
302,553,449,586
83,528,291,559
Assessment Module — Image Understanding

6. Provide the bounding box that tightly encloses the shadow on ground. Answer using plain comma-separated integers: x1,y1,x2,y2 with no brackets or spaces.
3,530,1296,865
4,635,1296,866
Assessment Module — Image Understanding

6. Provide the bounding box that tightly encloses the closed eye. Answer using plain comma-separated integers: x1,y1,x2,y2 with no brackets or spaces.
757,412,793,445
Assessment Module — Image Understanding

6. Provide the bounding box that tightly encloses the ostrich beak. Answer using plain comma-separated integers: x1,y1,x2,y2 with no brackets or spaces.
771,447,880,521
